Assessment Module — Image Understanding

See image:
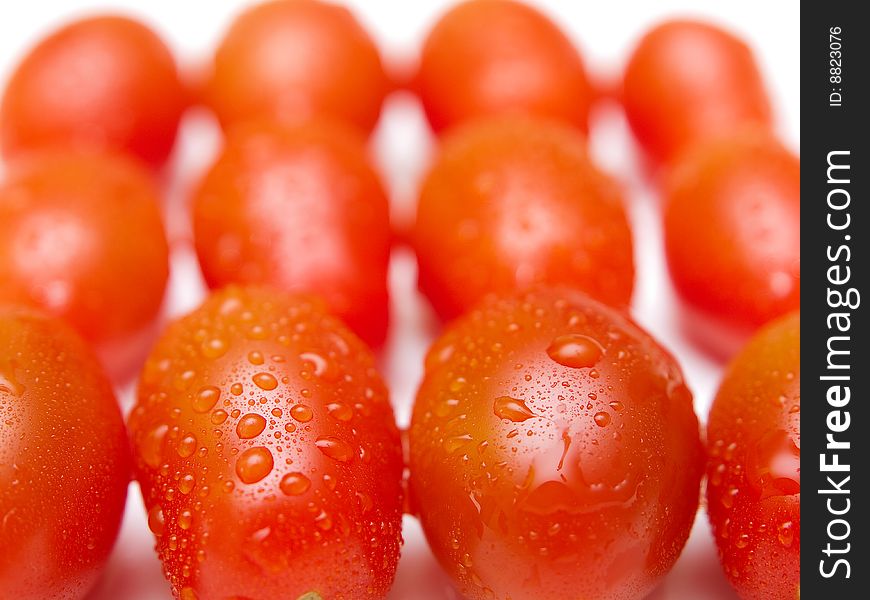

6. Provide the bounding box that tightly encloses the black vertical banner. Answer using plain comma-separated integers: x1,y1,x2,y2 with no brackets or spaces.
802,1,869,598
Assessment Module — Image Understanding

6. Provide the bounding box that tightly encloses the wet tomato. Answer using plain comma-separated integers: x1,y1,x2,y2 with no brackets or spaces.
415,0,594,134
413,115,633,321
706,312,800,600
191,120,391,347
622,20,771,165
0,309,130,600
127,286,404,599
409,288,704,600
0,151,170,379
0,15,185,168
203,0,390,134
663,131,799,356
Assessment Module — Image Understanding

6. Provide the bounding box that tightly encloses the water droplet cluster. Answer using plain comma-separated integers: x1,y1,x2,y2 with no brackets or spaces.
705,312,800,598
409,289,704,599
128,287,403,598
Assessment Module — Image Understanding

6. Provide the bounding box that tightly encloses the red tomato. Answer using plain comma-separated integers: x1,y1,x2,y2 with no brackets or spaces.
128,286,404,599
706,312,800,600
622,20,772,165
413,116,634,321
203,0,390,134
191,120,391,347
0,309,130,600
0,15,185,168
663,131,799,355
415,0,595,134
409,288,704,600
0,151,170,378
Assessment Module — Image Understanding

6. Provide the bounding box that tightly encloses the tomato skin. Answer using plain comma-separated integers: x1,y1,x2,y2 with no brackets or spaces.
0,151,170,378
416,0,594,134
622,20,772,164
0,15,185,168
191,120,391,347
128,286,404,599
413,116,633,321
409,288,704,600
0,309,130,600
204,0,389,134
663,131,799,352
706,312,800,600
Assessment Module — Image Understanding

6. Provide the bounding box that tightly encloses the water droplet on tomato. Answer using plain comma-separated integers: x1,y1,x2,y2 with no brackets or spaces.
236,413,267,439
290,404,313,422
279,472,311,496
546,334,603,369
493,396,538,422
443,434,473,454
252,372,278,391
193,386,221,413
315,436,354,462
236,447,274,483
593,412,611,427
140,424,168,468
777,521,795,547
201,337,228,359
147,505,165,536
326,402,353,422
178,474,195,495
177,434,197,458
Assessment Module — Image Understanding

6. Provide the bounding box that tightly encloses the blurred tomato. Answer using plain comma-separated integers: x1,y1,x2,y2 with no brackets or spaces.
706,312,800,600
409,288,704,600
415,0,594,134
191,120,391,346
0,15,185,168
622,20,772,165
128,286,404,599
0,152,170,378
663,131,799,355
0,309,130,600
413,115,633,321
203,0,389,134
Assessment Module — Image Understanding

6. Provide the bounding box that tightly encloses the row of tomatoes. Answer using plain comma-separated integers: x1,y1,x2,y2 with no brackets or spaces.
1,289,799,600
1,0,799,599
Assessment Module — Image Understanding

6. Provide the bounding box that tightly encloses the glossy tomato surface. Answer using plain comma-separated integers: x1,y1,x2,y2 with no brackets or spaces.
409,289,704,600
415,0,594,134
128,287,404,599
0,15,185,168
203,0,389,134
413,116,633,321
191,120,391,347
706,312,800,600
0,309,130,600
663,131,800,354
622,20,771,165
0,152,170,378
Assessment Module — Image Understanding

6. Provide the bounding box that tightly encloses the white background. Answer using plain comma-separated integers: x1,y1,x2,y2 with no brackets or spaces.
0,1,799,598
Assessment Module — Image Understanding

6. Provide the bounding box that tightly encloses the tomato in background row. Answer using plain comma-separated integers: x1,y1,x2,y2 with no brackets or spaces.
191,120,391,347
0,15,186,168
0,152,170,379
415,0,595,135
622,20,772,166
409,288,704,600
203,0,390,135
0,309,130,600
663,130,799,357
413,115,633,322
128,287,404,599
706,312,800,600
